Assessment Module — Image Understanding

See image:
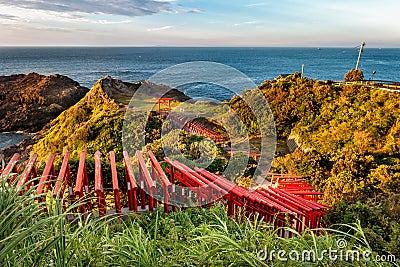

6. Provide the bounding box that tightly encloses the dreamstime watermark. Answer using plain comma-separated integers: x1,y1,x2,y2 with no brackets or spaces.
256,239,397,264
122,61,277,207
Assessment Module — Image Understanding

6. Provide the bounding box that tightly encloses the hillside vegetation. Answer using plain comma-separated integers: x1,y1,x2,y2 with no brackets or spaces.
32,76,191,163
30,73,400,256
229,73,400,255
32,78,124,160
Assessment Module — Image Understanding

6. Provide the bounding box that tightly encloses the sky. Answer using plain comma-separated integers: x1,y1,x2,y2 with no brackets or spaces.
0,0,399,47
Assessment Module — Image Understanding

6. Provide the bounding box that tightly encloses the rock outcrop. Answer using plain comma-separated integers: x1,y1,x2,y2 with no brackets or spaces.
0,73,89,132
99,75,191,104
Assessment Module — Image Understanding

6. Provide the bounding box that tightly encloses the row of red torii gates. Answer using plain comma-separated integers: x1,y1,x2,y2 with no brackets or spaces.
168,113,227,143
0,151,329,237
156,98,227,143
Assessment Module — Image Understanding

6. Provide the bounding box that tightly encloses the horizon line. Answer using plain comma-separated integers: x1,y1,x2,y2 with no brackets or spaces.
1,45,399,49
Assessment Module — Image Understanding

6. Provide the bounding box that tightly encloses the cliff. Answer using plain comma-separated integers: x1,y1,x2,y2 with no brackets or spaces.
99,75,190,104
0,73,89,132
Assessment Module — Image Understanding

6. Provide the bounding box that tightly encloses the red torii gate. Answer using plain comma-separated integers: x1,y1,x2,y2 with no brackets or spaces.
157,97,173,115
270,174,325,202
168,113,227,143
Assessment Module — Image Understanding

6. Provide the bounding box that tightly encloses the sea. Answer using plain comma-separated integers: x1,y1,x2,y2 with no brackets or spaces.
1,47,400,149
0,133,30,151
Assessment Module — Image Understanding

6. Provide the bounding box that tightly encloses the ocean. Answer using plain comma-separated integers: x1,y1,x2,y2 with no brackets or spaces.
1,47,400,149
0,133,30,151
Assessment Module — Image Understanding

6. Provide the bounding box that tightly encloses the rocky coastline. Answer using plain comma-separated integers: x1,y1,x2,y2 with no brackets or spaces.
0,73,89,133
0,73,190,158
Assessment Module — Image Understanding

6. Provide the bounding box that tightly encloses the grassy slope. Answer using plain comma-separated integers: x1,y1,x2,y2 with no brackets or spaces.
32,78,125,161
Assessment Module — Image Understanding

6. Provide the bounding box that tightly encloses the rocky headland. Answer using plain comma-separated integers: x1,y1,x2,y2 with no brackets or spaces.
0,73,89,133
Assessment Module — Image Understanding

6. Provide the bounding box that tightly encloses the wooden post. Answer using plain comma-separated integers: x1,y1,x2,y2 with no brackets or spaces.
227,195,234,216
124,151,138,213
16,154,38,191
151,164,158,208
84,160,92,212
110,151,122,216
37,153,56,196
1,153,21,184
95,151,105,217
140,180,147,210
74,152,88,215
54,152,71,209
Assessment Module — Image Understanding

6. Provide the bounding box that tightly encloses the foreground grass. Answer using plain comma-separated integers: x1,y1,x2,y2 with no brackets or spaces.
0,180,398,266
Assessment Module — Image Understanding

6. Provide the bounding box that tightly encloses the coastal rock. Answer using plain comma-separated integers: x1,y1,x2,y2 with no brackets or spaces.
0,73,89,132
98,75,191,104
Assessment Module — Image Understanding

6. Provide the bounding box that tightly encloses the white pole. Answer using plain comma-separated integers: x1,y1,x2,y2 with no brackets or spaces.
355,42,366,70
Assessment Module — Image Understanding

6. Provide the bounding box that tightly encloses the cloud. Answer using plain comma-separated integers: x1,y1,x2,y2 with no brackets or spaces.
97,19,133,25
246,3,267,7
0,13,19,20
233,21,257,26
170,8,202,14
0,0,172,17
0,13,26,24
147,25,174,31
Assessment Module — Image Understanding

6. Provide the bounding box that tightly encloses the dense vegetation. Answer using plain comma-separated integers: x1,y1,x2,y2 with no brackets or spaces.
32,78,124,161
344,69,364,82
229,73,400,255
28,73,400,260
1,181,391,266
32,78,230,185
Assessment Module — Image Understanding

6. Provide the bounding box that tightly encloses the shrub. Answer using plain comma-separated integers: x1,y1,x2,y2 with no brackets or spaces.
344,69,364,82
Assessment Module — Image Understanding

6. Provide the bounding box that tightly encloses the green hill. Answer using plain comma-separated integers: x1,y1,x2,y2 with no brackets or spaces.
32,77,124,161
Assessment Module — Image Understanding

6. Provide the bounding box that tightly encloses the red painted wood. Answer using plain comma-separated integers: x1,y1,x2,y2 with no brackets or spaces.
174,161,228,197
148,150,172,188
74,152,86,195
95,151,106,217
74,152,88,214
94,151,103,192
54,152,71,196
83,159,92,212
37,153,56,195
1,153,21,183
110,151,122,215
136,151,156,211
1,150,330,236
123,151,138,212
17,154,38,188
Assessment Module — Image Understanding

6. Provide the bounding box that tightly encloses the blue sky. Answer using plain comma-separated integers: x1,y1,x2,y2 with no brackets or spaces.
0,0,399,47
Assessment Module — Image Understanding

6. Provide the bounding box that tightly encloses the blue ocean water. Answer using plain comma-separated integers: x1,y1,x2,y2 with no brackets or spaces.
0,133,30,150
1,47,399,101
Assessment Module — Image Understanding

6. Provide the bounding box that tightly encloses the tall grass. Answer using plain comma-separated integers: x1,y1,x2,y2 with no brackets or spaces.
0,176,112,266
1,178,397,266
